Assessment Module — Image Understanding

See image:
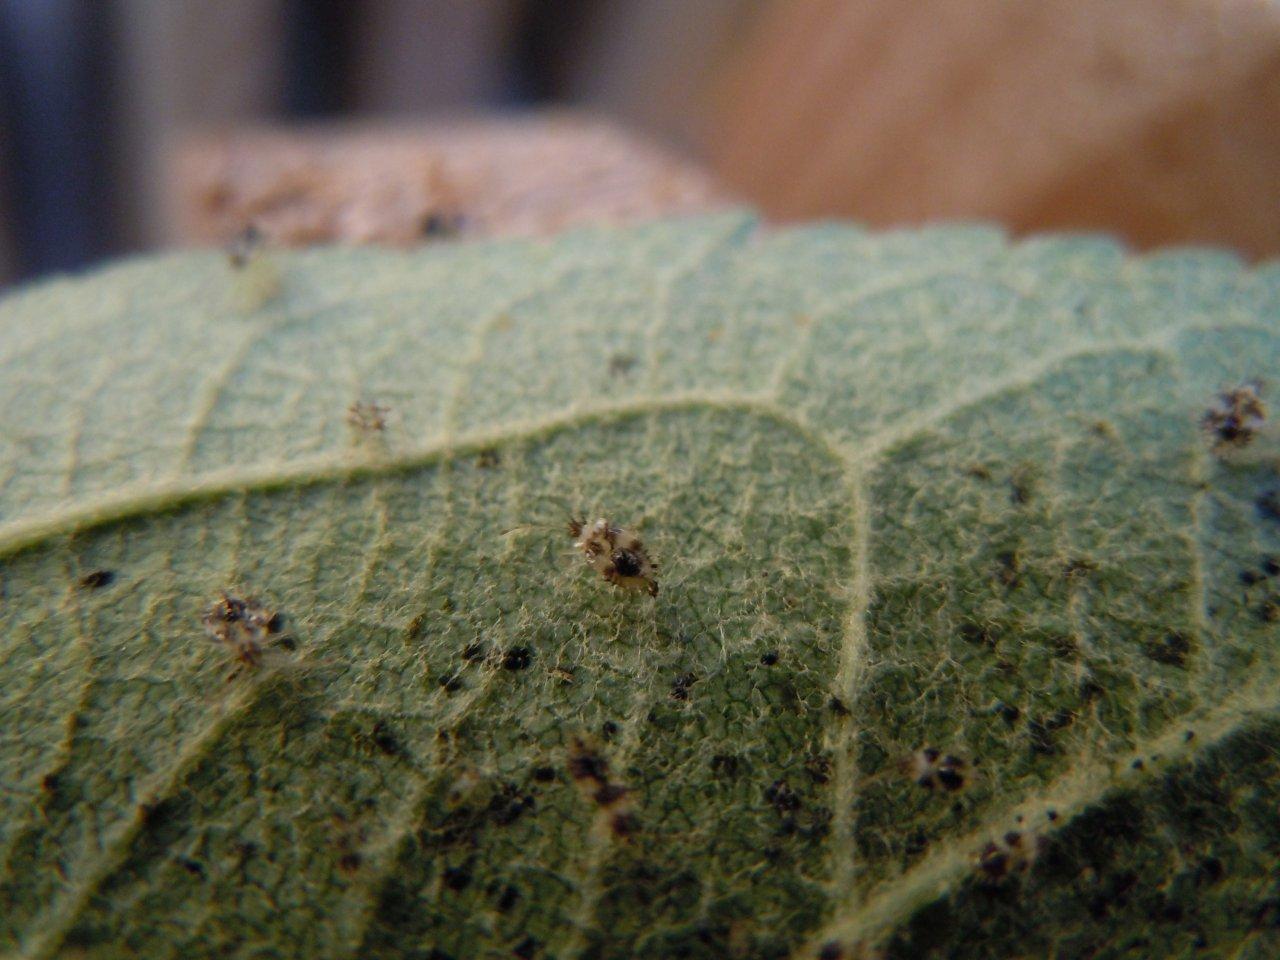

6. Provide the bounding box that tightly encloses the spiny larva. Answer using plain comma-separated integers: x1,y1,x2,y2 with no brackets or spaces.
569,517,659,597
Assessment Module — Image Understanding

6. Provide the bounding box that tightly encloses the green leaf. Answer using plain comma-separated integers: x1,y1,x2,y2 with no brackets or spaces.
1,213,1278,959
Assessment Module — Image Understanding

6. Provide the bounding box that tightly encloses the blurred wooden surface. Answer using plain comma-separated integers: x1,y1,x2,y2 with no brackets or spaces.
166,115,732,246
710,0,1280,258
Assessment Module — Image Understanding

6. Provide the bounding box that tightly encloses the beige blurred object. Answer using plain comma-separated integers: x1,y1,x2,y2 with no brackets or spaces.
166,116,733,247
711,0,1280,257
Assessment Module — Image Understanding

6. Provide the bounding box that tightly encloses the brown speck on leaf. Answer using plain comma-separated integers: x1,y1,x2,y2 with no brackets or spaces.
995,549,1021,588
594,783,628,807
420,209,464,239
1146,630,1194,668
338,852,362,874
405,613,427,642
568,738,609,785
805,753,833,785
1090,419,1119,439
347,400,389,434
959,621,995,646
764,779,800,815
978,842,1010,880
710,753,740,778
1203,380,1266,451
1258,489,1280,522
609,811,639,838
977,829,1041,882
227,223,263,268
1063,557,1098,579
78,569,115,590
964,463,993,481
607,353,638,376
670,672,696,700
370,720,404,757
201,592,287,676
1009,463,1040,505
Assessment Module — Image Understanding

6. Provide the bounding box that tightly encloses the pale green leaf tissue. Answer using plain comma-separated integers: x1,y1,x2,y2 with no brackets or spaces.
1,213,1278,959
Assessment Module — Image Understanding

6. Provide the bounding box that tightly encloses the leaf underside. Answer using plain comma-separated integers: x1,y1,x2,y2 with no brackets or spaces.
0,213,1278,959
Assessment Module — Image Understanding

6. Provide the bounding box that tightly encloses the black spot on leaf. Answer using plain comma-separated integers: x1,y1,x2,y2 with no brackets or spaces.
1257,490,1280,522
502,647,532,670
710,754,740,778
78,569,115,590
609,811,640,838
496,884,520,912
370,721,404,757
438,674,463,693
594,783,628,806
1145,631,1193,668
764,780,800,814
670,673,696,700
442,865,472,891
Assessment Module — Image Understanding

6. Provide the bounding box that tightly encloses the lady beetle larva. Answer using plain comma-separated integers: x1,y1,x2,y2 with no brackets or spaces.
569,517,659,597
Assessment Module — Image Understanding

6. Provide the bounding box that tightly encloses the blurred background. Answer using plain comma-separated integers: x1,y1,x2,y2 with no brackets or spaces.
1,0,1279,287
